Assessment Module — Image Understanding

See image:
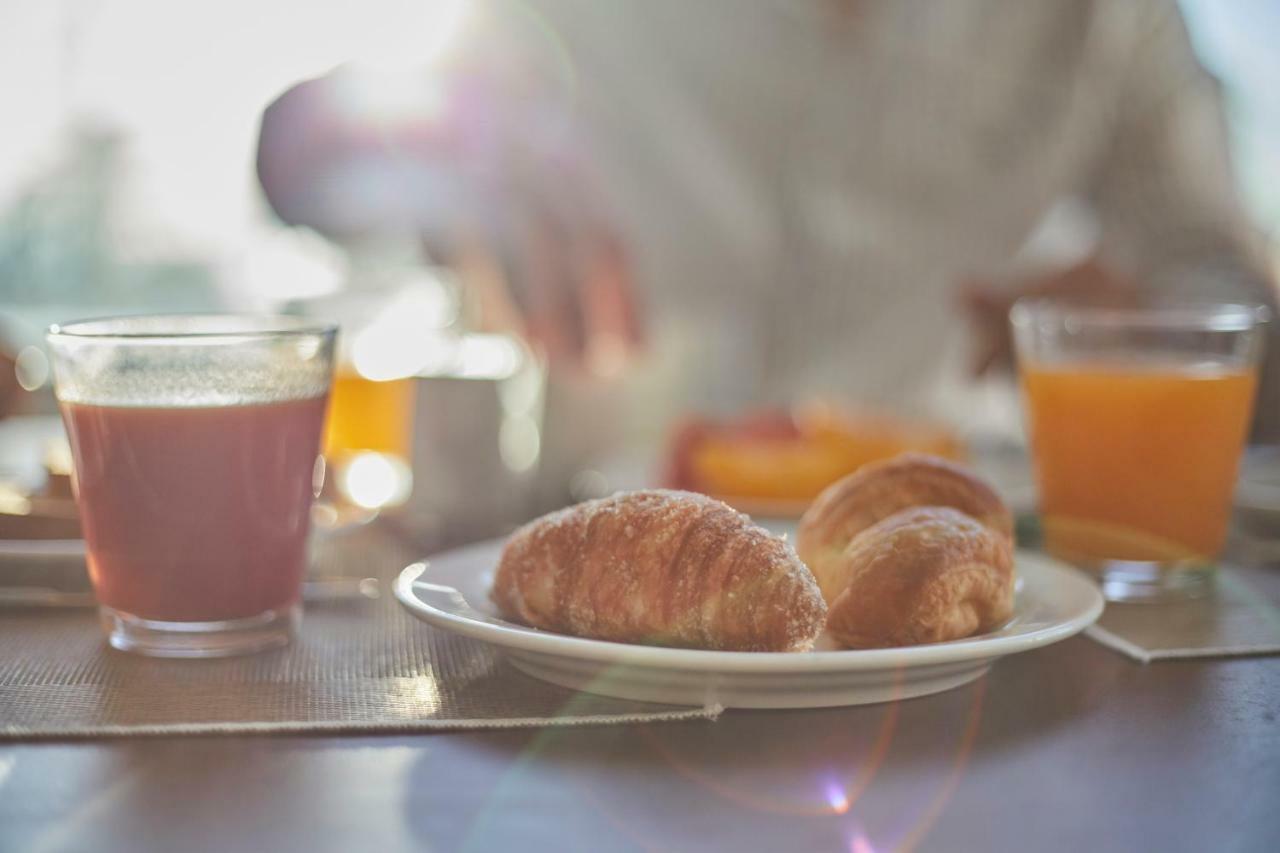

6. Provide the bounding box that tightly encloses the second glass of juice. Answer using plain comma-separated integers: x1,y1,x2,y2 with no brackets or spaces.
1012,301,1266,601
47,315,336,656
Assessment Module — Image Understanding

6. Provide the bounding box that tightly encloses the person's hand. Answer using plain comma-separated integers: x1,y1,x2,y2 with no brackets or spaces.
440,101,647,378
450,203,645,378
257,69,645,378
957,256,1139,377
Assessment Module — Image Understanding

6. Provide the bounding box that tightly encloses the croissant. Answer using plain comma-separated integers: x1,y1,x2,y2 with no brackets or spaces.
797,453,1013,603
823,507,1015,648
491,490,827,651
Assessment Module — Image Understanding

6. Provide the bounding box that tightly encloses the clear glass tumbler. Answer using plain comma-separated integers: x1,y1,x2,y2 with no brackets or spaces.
47,315,336,656
1012,301,1266,601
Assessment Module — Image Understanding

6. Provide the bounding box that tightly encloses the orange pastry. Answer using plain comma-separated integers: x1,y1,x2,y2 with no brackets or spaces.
823,507,1015,648
797,453,1013,603
666,405,963,508
492,490,827,651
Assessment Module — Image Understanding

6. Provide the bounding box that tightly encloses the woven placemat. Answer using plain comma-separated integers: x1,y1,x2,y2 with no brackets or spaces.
0,526,720,740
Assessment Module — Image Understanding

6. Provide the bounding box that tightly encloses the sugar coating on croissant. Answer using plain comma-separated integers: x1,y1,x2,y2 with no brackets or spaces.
797,453,1014,604
492,490,827,651
825,506,1015,649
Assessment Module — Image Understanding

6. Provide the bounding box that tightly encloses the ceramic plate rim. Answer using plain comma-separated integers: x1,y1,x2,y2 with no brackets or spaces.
394,542,1104,672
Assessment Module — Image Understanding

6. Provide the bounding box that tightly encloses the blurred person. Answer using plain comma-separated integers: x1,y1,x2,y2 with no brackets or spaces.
256,0,1279,496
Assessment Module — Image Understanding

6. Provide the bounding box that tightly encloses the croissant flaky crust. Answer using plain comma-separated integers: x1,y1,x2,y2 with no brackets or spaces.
492,490,827,651
823,507,1015,649
797,453,1014,603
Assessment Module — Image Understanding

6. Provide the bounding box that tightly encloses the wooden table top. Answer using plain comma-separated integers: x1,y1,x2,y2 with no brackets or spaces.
4,563,1278,853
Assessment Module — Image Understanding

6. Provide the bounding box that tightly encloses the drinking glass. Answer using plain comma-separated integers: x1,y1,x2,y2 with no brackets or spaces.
1012,301,1266,601
46,315,336,656
288,276,449,517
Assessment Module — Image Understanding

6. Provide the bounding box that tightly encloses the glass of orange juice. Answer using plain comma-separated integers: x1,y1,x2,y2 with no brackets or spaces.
1012,301,1267,601
291,264,457,516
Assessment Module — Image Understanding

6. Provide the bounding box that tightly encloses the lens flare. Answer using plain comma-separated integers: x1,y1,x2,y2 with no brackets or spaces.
339,451,412,508
850,832,877,853
639,681,902,819
824,780,852,814
894,677,989,851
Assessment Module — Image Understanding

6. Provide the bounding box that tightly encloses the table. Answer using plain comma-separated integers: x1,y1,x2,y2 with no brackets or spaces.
4,565,1278,853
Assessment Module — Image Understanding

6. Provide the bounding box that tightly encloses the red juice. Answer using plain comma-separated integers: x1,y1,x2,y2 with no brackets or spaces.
61,396,328,622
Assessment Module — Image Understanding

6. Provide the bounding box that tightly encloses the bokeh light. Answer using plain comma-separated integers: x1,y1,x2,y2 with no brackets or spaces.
14,345,50,391
339,451,413,509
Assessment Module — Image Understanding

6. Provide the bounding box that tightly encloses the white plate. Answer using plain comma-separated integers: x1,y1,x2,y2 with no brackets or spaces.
395,540,1104,708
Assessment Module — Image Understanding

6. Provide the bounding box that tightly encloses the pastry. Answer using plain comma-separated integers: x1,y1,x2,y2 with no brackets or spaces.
491,490,826,651
797,453,1013,603
664,405,963,506
823,507,1015,648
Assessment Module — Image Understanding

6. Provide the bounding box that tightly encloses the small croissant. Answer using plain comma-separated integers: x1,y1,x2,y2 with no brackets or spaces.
492,490,827,651
797,454,1016,649
797,453,1013,604
823,507,1015,649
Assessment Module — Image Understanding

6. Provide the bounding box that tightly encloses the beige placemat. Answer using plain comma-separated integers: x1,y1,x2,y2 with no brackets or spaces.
1085,569,1280,663
0,526,720,740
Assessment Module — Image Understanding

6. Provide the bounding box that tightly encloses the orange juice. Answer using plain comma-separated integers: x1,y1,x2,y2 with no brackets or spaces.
324,371,416,461
321,370,417,509
1021,360,1256,561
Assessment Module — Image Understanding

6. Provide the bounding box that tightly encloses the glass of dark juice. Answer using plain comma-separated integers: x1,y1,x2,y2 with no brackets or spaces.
47,315,336,657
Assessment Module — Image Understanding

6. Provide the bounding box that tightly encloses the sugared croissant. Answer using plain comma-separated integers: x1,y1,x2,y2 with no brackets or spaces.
797,453,1013,604
822,507,1015,648
492,490,827,651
